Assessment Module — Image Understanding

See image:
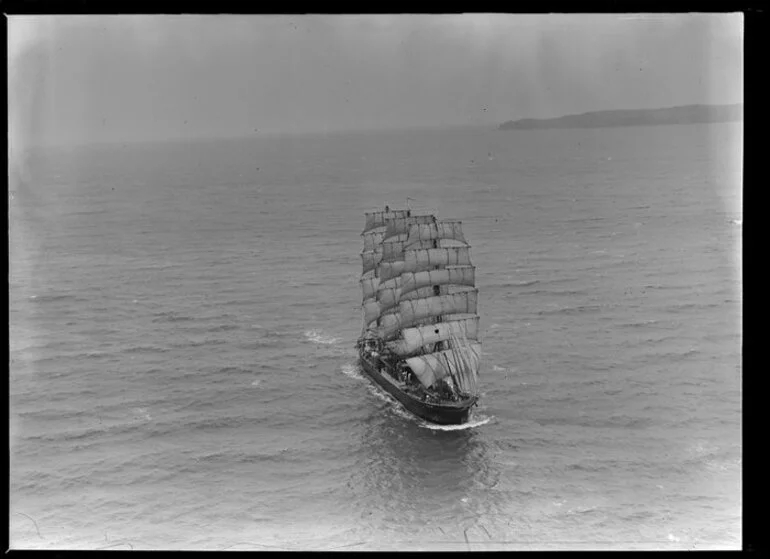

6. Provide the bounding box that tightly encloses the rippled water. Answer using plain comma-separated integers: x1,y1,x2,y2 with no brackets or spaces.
10,122,741,550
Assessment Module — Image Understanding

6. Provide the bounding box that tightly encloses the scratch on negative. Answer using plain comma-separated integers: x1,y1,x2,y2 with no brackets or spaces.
15,513,43,539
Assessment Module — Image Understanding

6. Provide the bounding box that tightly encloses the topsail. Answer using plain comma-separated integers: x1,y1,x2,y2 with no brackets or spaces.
379,247,472,282
405,221,468,247
363,210,411,234
377,290,478,340
386,317,479,357
383,215,436,241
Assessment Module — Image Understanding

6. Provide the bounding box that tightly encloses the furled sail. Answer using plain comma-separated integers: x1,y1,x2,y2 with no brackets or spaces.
363,210,411,234
383,215,436,241
405,342,482,388
378,247,472,282
361,250,383,275
363,231,384,253
399,266,475,298
378,290,478,339
405,221,467,247
386,317,480,357
360,277,379,301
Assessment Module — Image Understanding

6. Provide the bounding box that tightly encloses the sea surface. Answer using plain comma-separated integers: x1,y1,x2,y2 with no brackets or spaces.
10,122,742,550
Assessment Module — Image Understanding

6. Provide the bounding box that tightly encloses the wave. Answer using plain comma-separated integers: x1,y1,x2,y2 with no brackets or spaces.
537,304,606,316
211,366,253,376
666,301,721,313
494,279,540,288
206,324,240,332
28,294,82,303
151,312,195,323
122,345,170,354
25,415,153,444
304,329,340,345
536,414,652,429
168,339,227,349
616,319,659,328
192,448,304,466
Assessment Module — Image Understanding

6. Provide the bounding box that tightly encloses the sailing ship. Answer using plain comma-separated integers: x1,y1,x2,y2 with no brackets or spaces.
356,206,482,425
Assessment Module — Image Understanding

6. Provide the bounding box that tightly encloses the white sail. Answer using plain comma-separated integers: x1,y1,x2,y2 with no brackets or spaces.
363,231,384,253
399,266,475,298
363,210,410,234
405,221,467,247
399,290,478,330
381,239,432,262
379,247,472,282
377,286,436,311
386,317,480,357
363,299,381,327
360,277,379,301
383,215,436,240
361,249,383,275
405,342,482,388
378,290,478,339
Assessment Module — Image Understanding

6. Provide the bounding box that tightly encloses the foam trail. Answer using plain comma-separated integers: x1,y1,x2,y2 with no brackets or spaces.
340,363,364,380
418,415,493,431
304,329,340,345
366,385,414,421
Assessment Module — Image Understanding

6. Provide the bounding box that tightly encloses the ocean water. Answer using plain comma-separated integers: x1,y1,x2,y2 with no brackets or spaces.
10,122,742,551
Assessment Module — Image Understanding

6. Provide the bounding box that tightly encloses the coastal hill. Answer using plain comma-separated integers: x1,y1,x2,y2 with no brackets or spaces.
499,103,743,131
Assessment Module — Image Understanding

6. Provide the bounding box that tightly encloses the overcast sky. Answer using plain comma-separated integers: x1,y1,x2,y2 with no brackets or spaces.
9,13,743,148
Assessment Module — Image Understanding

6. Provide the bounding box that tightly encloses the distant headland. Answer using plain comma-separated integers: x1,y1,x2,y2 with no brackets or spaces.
498,103,743,131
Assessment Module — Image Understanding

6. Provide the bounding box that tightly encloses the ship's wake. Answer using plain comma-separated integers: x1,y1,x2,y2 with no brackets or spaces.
340,362,364,380
417,414,493,431
304,329,340,345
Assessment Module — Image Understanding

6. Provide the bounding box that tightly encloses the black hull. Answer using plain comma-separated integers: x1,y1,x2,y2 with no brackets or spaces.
358,352,476,425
